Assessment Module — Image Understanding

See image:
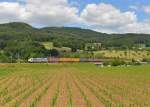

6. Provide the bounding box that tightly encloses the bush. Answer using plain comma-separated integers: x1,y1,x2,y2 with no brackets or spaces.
0,54,11,63
142,58,149,62
50,49,60,57
103,61,110,66
111,59,126,66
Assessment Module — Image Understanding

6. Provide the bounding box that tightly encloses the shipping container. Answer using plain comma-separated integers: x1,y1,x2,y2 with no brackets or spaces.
80,58,89,62
88,58,102,62
80,58,102,62
59,58,80,62
48,57,59,63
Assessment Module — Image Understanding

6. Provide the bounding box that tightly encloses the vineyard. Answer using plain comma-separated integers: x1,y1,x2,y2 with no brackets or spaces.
0,63,150,107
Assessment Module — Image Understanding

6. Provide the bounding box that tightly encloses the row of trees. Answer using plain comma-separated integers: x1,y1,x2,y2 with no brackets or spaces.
0,40,60,62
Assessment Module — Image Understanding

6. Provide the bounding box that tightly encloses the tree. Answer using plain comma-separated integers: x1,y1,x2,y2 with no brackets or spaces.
0,54,11,63
50,49,59,57
71,47,77,52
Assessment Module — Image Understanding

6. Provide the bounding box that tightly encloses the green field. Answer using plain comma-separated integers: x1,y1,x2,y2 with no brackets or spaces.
94,50,150,61
0,63,150,107
41,42,54,50
41,42,71,52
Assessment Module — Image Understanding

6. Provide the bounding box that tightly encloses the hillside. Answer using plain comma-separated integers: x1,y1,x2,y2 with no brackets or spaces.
1,22,150,47
0,22,35,32
0,22,150,62
41,27,150,48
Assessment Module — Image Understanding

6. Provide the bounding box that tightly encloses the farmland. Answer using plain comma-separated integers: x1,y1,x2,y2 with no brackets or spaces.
94,50,150,61
0,63,150,107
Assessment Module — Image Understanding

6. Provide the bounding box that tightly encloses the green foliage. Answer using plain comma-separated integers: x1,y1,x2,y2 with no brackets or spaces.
49,49,60,57
142,58,150,62
0,54,11,63
1,22,150,62
111,59,126,66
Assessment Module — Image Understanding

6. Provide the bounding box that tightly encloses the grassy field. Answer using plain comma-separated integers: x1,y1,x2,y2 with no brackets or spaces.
41,42,54,50
0,63,150,107
94,50,150,60
41,42,71,52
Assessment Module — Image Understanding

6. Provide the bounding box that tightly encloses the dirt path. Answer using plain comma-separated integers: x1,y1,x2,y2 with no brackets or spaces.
55,74,68,107
0,77,9,85
5,78,33,107
74,75,105,107
4,77,34,107
18,75,54,107
0,77,21,105
0,77,5,81
68,74,87,107
0,77,15,89
0,77,18,98
36,74,60,107
88,77,133,106
78,75,117,106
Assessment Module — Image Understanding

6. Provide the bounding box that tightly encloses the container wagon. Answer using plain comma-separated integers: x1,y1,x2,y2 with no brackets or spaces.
48,57,60,63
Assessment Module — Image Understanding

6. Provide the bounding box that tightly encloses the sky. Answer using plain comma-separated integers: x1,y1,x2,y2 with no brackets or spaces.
0,0,150,34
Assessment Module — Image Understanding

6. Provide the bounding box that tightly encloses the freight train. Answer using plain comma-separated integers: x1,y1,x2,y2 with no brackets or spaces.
28,57,106,63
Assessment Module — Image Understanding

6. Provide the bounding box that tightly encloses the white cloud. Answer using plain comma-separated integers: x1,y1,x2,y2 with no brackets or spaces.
129,5,139,11
80,3,150,34
25,0,80,26
0,0,79,26
129,3,142,11
0,2,29,23
119,22,150,34
129,5,150,14
80,3,137,27
143,6,150,14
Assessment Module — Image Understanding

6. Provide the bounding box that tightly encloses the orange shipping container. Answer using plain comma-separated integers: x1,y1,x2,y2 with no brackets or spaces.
59,58,80,62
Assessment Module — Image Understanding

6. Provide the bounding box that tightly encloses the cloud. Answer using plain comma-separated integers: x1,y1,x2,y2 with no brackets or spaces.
0,0,79,26
129,5,150,14
119,22,150,34
26,0,80,26
129,3,142,11
0,2,28,23
143,6,150,14
129,5,139,11
80,3,150,34
80,3,137,27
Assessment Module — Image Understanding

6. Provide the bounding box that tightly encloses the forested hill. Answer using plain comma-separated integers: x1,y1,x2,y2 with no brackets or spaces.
41,27,150,47
1,22,150,47
0,22,150,62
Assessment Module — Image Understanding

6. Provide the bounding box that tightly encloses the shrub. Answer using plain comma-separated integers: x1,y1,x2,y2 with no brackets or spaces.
0,54,11,63
111,59,126,66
